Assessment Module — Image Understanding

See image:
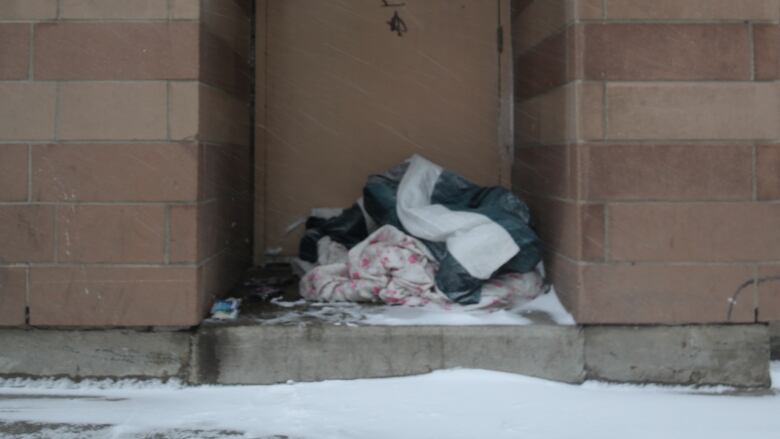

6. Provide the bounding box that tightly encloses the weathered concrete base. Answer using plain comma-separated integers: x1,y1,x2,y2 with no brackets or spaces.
584,325,770,388
0,324,771,388
190,325,584,385
0,330,191,380
769,321,780,360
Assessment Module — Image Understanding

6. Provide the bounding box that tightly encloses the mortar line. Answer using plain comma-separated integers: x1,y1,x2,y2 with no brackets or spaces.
546,251,780,267
25,263,31,325
17,75,778,87
28,23,34,80
752,143,758,201
602,81,608,140
52,204,59,263
1,262,202,269
0,18,187,23
602,0,607,19
572,18,779,24
753,265,760,322
513,191,776,204
0,137,747,147
0,199,216,206
567,139,770,145
53,82,61,141
0,79,179,84
27,144,32,202
517,79,780,112
749,22,756,81
0,140,201,145
164,204,171,264
603,204,610,262
166,81,172,141
5,258,780,269
549,137,780,144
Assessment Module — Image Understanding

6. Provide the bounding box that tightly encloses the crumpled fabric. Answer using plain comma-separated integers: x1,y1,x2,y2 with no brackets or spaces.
301,225,446,306
301,225,545,309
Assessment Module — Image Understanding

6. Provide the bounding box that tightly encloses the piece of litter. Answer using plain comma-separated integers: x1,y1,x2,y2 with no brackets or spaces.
209,298,242,320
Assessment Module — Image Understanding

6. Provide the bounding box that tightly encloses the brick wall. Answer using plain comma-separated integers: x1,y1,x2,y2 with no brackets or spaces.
0,0,253,327
513,0,780,324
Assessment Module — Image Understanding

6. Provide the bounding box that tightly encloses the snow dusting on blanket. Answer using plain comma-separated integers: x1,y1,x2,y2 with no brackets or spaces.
301,225,544,309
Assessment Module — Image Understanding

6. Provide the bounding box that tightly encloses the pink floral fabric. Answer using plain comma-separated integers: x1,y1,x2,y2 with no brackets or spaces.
301,225,447,306
300,225,545,308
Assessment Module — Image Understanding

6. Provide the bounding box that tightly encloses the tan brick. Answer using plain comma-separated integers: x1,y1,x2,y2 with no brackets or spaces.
171,0,200,19
512,0,569,54
0,205,54,262
606,83,780,140
57,205,165,263
29,266,200,326
580,264,755,324
171,196,251,264
0,267,26,326
605,0,780,20
513,144,577,199
575,82,604,141
202,197,250,257
516,88,567,145
758,265,780,322
201,0,252,58
170,81,199,140
575,0,602,20
199,85,250,146
32,143,198,202
198,243,250,315
584,24,751,81
757,144,780,200
199,0,252,95
200,143,252,200
544,253,581,317
0,24,29,79
516,82,603,144
608,203,780,262
525,196,604,261
755,25,780,80
0,82,56,140
0,0,56,20
58,82,167,140
515,31,568,99
582,143,754,201
58,0,167,19
581,203,605,261
35,23,198,80
170,204,198,262
170,199,239,263
0,144,28,201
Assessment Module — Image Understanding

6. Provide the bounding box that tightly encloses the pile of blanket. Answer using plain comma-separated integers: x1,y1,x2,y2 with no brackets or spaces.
297,155,546,309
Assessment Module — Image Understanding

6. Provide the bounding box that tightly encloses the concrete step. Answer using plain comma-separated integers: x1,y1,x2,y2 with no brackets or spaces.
0,322,770,388
190,324,584,385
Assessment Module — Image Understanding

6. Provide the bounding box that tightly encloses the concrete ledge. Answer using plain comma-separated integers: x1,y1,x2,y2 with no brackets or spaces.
0,330,192,380
769,322,780,360
584,325,770,387
190,325,585,385
0,324,770,387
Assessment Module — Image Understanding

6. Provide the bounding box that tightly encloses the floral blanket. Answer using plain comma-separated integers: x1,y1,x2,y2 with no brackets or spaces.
300,225,544,309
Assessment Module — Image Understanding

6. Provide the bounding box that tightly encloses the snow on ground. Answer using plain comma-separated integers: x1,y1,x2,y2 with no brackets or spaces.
0,363,778,439
262,288,575,326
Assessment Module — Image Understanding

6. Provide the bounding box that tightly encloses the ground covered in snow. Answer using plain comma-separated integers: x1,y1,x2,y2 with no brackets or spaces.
244,288,575,327
0,363,778,439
